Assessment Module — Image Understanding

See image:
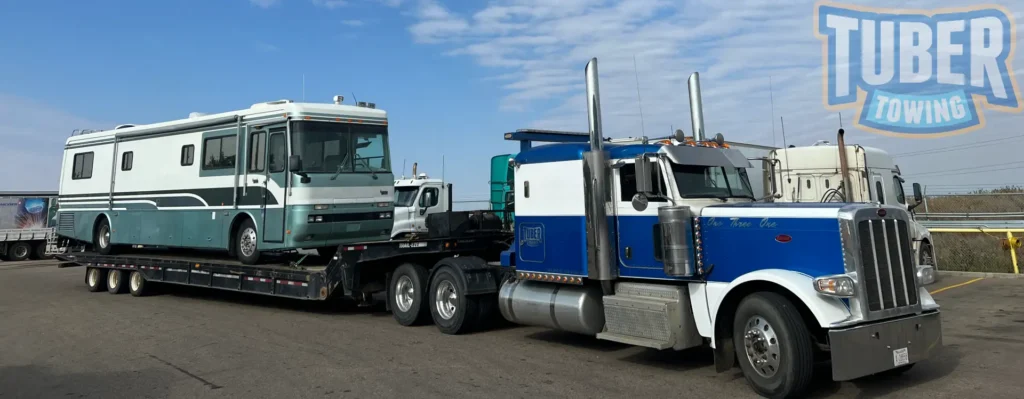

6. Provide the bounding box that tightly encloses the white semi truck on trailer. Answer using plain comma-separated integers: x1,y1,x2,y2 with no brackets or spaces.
58,58,941,399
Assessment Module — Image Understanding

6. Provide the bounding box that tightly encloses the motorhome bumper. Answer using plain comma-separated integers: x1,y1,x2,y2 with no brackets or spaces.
829,311,941,381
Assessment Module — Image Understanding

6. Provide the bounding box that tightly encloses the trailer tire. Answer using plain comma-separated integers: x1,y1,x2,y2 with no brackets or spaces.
429,266,480,335
7,242,31,261
107,269,127,294
129,271,150,297
733,292,814,399
85,267,107,292
33,242,49,259
389,263,431,326
235,218,261,265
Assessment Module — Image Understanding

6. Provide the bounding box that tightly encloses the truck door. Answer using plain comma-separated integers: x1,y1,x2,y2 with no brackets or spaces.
262,129,288,243
614,160,667,273
392,185,419,236
415,185,441,232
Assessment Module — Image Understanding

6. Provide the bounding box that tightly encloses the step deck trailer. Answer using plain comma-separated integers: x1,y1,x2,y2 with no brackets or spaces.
58,224,513,333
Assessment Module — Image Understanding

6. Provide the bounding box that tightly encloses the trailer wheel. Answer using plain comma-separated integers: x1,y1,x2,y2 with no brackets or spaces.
428,266,480,335
85,267,108,292
94,218,114,255
733,292,814,399
235,218,261,265
107,269,127,294
8,242,31,261
389,263,431,326
33,242,49,259
129,271,150,297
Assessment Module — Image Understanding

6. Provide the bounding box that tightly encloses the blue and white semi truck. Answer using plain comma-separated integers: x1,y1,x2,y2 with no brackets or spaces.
61,57,941,399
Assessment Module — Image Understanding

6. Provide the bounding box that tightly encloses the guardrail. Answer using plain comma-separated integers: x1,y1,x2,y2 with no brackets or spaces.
922,223,1022,275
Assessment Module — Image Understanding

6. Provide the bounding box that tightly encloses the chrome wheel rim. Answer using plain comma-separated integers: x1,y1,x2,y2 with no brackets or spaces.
395,275,415,313
99,225,110,248
743,316,781,378
239,227,257,257
88,269,99,287
130,272,142,292
108,270,119,289
435,280,458,320
13,245,28,259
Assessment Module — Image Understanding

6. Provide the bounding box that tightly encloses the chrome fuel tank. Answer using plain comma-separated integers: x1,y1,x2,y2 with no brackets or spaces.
498,279,605,336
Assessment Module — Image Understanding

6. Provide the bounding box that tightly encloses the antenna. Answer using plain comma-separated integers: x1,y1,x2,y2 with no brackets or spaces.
769,76,777,148
351,92,357,105
781,116,793,199
633,55,646,137
838,112,844,128
442,154,446,184
302,74,306,101
402,159,407,179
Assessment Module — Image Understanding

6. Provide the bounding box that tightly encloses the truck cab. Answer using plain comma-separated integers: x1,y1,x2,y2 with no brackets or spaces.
391,173,449,239
765,140,937,284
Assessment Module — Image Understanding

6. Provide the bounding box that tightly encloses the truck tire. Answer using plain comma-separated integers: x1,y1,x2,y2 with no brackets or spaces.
33,242,49,260
389,263,431,326
235,218,261,265
129,270,151,297
428,266,480,335
85,267,108,292
107,269,127,294
94,218,114,255
733,292,814,399
7,242,31,261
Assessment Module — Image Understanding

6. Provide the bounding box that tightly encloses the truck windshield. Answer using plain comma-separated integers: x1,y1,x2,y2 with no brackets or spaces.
395,186,418,207
290,121,390,173
671,163,755,200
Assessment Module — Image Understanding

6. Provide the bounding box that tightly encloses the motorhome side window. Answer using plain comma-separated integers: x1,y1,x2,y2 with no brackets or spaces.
181,145,195,166
268,133,286,173
619,163,666,202
72,152,94,180
203,136,237,170
249,132,266,173
120,151,133,171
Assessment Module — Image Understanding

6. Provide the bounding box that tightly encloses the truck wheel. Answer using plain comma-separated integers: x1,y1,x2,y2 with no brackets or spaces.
94,218,114,255
389,263,431,326
733,292,814,399
235,218,261,265
129,271,150,297
107,269,127,294
85,267,108,292
429,266,480,335
33,242,49,259
8,242,31,261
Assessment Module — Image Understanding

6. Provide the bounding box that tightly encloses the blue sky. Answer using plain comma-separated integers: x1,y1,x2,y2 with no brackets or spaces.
2,0,1023,197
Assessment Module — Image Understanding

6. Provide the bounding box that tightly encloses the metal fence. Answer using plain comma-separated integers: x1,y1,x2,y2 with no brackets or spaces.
925,226,1022,274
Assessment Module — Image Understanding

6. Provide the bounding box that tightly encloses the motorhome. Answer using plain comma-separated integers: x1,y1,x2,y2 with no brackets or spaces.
56,97,395,264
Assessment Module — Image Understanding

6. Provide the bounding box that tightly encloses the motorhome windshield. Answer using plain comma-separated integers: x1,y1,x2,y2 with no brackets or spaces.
290,121,390,173
671,163,755,200
395,186,418,207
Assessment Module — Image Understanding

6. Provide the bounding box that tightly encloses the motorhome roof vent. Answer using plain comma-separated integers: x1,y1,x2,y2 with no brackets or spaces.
189,112,208,118
250,99,293,109
114,124,136,129
812,140,832,146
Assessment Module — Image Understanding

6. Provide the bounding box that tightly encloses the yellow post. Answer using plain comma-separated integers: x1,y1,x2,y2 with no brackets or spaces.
1007,231,1020,274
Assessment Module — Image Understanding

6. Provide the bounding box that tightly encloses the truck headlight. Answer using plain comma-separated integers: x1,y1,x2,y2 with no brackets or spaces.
916,265,935,285
814,274,856,297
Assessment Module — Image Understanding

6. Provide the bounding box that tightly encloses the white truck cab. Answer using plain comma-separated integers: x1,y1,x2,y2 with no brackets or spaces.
391,172,449,239
765,133,937,284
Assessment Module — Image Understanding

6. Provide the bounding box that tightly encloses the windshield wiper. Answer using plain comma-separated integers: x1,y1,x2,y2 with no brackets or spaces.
329,163,346,181
356,158,379,179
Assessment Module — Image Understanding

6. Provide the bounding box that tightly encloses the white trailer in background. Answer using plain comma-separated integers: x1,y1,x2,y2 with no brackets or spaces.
0,192,58,261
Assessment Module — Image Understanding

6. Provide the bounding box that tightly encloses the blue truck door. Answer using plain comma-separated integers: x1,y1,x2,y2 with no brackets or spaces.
614,160,668,276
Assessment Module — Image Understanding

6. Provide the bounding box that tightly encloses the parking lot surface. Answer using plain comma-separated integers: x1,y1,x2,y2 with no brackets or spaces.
1,261,1022,398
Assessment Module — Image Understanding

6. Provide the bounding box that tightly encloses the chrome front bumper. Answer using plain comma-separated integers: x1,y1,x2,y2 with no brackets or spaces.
829,311,942,381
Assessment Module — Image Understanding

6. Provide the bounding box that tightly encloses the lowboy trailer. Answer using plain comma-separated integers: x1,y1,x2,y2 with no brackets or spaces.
58,57,941,399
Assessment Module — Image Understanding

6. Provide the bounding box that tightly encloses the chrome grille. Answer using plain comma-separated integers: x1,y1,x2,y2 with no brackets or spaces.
856,219,918,311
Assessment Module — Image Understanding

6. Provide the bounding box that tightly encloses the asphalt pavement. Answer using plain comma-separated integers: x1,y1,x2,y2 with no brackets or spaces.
1,261,1022,398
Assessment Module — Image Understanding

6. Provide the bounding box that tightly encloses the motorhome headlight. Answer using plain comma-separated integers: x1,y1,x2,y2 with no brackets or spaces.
379,212,392,219
308,215,324,223
813,274,856,297
314,204,330,210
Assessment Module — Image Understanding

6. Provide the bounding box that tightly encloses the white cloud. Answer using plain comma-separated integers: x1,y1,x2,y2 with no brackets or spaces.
0,95,110,191
313,0,348,9
249,0,280,8
400,0,1024,190
342,19,365,27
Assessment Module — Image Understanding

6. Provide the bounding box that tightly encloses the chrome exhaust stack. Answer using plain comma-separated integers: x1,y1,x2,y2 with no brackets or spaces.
582,58,616,283
687,72,706,142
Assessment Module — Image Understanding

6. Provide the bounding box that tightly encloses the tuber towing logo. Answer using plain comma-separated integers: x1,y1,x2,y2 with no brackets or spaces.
815,2,1022,137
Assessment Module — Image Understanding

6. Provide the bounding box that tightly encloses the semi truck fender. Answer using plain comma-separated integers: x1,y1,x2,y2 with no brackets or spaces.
430,256,500,296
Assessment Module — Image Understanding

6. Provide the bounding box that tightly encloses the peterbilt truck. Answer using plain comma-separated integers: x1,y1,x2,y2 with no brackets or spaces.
58,57,941,399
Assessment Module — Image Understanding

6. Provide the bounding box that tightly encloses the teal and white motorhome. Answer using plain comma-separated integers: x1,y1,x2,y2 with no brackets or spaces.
56,97,395,264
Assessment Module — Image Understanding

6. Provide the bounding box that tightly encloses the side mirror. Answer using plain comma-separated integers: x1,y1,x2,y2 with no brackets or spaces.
631,193,649,212
634,155,654,194
419,208,427,215
288,155,302,173
912,182,923,203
